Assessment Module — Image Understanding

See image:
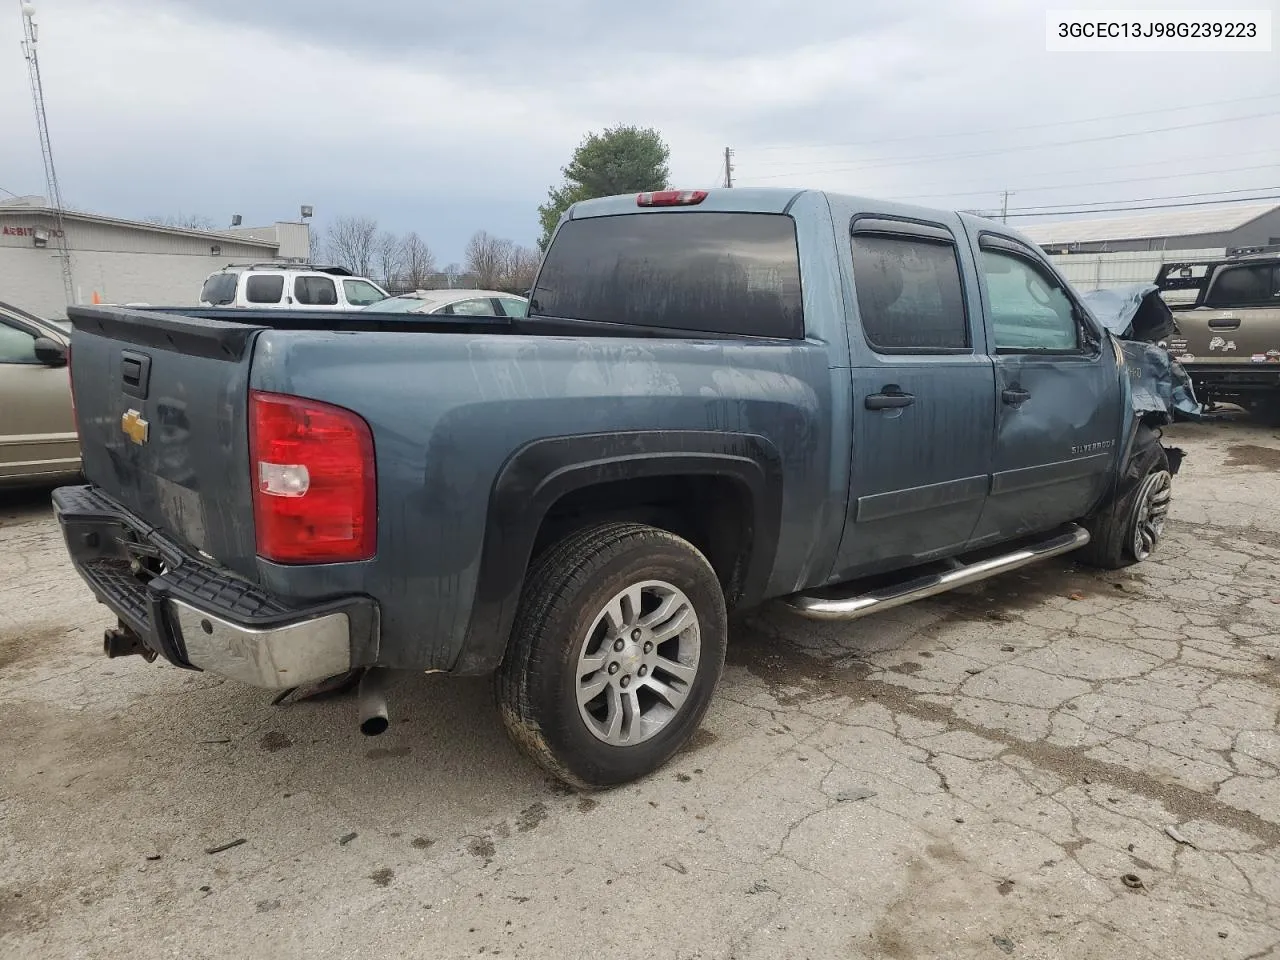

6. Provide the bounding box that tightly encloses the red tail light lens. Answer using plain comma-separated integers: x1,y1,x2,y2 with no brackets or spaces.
637,190,708,207
249,390,376,564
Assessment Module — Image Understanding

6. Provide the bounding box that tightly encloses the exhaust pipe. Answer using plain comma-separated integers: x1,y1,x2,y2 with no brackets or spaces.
358,667,390,736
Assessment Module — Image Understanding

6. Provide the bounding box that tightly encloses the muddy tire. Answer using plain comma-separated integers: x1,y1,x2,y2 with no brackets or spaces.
495,522,727,789
1079,428,1171,570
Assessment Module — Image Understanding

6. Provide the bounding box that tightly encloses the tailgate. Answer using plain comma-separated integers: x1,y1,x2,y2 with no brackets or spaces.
1167,305,1280,367
67,306,264,577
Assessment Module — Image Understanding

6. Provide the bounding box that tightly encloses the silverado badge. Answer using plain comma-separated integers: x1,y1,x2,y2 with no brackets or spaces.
121,409,149,445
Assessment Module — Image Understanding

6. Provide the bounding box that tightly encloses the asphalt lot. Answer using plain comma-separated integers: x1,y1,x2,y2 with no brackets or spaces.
3,417,1279,960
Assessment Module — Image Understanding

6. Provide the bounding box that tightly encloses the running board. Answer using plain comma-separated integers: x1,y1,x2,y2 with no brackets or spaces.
782,524,1091,621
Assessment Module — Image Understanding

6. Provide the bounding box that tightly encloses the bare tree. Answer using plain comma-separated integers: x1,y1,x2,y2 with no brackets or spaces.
465,230,514,289
307,222,323,262
401,232,436,289
146,213,218,231
325,215,379,276
375,231,404,286
503,245,541,293
441,263,463,288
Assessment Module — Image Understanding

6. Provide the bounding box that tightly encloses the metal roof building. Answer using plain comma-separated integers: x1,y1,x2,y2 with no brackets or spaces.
1021,201,1280,254
0,197,310,319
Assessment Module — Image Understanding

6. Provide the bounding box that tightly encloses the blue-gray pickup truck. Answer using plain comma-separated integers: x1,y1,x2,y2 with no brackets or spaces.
54,188,1190,787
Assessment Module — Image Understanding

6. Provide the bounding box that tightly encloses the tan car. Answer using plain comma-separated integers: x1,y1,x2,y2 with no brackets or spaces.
0,301,79,486
1156,253,1280,420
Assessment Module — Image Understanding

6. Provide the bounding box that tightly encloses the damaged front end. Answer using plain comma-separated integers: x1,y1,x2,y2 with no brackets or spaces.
1082,282,1201,477
1081,282,1204,426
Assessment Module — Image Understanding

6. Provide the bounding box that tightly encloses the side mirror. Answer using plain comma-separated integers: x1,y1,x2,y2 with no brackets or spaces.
33,337,67,367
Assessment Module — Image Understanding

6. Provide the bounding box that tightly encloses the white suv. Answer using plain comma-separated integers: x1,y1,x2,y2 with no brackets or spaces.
199,263,389,311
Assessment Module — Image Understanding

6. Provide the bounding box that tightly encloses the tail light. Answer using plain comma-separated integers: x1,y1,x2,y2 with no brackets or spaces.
249,390,376,564
637,190,708,207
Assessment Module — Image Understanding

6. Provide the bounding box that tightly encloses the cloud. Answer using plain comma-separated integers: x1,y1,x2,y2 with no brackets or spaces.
1,0,1277,261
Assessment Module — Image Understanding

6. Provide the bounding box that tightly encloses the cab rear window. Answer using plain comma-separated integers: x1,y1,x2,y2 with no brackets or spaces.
532,212,803,338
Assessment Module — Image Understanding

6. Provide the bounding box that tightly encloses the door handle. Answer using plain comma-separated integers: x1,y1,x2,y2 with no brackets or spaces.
1002,386,1031,406
865,388,915,410
1208,317,1240,330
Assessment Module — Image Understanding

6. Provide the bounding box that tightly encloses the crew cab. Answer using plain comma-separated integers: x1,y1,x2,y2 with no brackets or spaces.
54,188,1188,787
1155,250,1280,420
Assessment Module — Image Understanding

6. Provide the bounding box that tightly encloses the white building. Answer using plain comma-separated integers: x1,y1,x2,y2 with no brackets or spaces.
0,197,311,318
1022,201,1280,292
1021,202,1280,254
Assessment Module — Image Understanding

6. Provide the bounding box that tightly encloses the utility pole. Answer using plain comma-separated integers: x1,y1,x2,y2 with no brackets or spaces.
723,147,734,189
1000,190,1011,223
20,1,74,306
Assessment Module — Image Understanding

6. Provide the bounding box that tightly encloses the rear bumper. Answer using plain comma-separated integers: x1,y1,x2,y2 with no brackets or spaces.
53,485,378,689
1182,364,1280,395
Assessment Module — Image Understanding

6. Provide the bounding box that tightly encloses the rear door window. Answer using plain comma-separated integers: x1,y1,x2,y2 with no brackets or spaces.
850,234,968,351
294,276,338,306
245,274,285,304
1206,264,1280,307
532,212,803,338
200,273,237,305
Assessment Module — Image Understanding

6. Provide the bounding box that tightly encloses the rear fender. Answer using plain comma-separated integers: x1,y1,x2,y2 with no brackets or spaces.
455,431,783,675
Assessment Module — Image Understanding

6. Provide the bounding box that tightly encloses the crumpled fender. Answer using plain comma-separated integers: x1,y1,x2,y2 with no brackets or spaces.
1087,283,1199,486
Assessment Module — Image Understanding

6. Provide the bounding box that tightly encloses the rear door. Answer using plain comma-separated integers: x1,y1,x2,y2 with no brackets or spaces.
293,274,339,310
242,272,287,309
1170,261,1280,366
967,232,1122,544
0,313,77,481
831,217,996,581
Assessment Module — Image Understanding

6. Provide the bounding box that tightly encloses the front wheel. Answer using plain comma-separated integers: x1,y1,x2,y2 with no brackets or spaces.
1080,429,1172,569
495,522,727,789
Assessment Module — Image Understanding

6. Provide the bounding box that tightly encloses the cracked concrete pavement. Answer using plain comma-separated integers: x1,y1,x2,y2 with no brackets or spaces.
2,417,1279,960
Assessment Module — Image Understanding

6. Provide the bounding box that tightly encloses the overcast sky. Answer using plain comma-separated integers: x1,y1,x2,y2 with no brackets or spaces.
0,0,1277,262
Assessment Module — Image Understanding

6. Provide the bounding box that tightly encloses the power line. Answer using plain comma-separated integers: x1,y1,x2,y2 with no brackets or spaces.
994,193,1280,220
746,91,1280,153
992,185,1280,215
896,160,1280,202
740,110,1280,181
868,146,1280,199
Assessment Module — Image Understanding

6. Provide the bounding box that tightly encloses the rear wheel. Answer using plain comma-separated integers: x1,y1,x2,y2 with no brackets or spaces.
495,522,727,789
1080,428,1172,569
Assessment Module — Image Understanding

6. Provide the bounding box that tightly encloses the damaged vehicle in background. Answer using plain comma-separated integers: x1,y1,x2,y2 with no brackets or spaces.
52,187,1196,788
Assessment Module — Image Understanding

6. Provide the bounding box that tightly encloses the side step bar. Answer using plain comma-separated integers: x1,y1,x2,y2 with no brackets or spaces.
783,524,1090,621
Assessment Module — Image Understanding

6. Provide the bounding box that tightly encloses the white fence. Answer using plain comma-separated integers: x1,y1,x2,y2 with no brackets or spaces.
1046,248,1225,299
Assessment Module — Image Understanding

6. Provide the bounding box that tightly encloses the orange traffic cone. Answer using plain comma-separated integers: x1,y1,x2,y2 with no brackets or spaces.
91,291,102,304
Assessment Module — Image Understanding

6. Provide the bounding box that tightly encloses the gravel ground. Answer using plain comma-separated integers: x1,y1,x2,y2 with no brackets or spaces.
2,416,1279,960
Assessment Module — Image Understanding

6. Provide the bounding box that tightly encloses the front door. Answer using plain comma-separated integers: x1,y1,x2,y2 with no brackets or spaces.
0,315,77,481
967,232,1122,544
831,217,996,582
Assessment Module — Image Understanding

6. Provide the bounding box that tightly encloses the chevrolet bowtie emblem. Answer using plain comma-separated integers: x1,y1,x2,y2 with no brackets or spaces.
121,409,149,445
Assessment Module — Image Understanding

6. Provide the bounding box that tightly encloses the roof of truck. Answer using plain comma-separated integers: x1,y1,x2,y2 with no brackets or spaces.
566,187,1029,246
